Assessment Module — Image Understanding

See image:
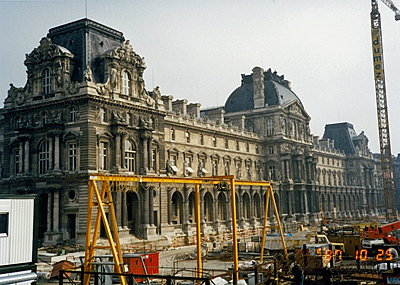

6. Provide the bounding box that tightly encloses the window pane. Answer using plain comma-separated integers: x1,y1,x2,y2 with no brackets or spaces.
0,213,9,234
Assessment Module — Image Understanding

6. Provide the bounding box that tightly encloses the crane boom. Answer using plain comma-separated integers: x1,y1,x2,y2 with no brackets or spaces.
370,0,397,221
380,0,400,19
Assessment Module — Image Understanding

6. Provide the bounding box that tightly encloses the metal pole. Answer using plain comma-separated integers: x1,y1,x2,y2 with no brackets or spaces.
230,177,239,283
260,186,270,262
195,183,202,278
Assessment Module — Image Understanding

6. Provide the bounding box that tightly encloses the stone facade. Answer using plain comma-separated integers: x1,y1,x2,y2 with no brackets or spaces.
0,19,385,246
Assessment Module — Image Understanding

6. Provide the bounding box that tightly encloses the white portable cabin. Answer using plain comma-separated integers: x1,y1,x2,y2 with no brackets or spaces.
0,195,38,285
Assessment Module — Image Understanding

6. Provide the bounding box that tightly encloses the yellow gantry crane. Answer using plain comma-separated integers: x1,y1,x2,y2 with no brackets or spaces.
370,0,399,221
83,174,287,285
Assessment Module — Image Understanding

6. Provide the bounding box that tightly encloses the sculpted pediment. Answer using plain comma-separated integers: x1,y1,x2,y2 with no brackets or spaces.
108,40,146,68
283,101,310,120
24,37,72,65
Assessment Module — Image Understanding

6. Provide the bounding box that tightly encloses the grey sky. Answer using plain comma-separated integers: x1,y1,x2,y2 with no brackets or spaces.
1,0,400,154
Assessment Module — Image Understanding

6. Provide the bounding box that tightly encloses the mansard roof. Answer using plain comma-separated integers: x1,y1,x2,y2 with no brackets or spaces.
322,122,360,154
224,68,304,113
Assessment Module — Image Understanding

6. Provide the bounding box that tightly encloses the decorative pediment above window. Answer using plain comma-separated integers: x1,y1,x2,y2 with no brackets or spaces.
210,153,220,160
63,131,80,142
24,37,73,65
96,131,113,143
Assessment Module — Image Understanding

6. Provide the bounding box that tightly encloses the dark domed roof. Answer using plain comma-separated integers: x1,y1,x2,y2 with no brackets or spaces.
224,68,303,113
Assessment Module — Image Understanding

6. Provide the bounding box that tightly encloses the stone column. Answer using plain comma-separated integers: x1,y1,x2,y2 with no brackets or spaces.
49,137,53,170
24,140,29,173
54,135,60,170
19,141,23,174
141,135,149,173
149,188,154,225
53,190,59,232
47,191,53,231
143,187,150,225
115,134,121,169
122,192,127,228
121,134,126,169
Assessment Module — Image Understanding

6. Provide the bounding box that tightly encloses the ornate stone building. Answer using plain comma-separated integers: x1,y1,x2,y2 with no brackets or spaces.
0,19,385,245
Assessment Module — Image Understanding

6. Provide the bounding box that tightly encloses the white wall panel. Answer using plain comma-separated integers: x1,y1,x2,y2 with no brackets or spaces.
0,198,34,266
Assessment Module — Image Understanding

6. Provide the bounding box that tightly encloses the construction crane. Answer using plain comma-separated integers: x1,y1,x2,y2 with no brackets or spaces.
370,0,399,221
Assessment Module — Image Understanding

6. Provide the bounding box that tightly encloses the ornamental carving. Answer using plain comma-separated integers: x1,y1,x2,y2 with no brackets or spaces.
109,40,146,69
24,37,69,65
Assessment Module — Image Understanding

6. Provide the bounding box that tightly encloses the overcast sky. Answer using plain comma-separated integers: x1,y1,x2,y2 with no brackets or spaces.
1,0,400,154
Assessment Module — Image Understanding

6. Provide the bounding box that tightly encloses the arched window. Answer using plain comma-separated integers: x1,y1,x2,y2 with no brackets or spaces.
125,140,136,172
122,71,131,95
212,135,217,147
42,68,51,94
39,140,50,174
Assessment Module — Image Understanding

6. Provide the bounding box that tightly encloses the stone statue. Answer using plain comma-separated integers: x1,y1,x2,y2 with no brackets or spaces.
152,86,161,100
83,66,93,82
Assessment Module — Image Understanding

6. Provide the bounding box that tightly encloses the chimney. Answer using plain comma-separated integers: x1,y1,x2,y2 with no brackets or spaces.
206,109,225,125
161,95,173,111
172,99,188,116
187,103,201,118
252,66,265,109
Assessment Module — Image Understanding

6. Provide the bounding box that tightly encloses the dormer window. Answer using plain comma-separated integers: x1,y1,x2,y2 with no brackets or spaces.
122,71,131,95
42,68,51,94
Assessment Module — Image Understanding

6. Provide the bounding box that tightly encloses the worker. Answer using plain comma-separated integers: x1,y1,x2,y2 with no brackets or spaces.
291,263,304,285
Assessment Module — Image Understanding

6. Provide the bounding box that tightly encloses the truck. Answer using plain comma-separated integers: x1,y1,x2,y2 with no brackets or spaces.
264,232,343,252
264,232,344,266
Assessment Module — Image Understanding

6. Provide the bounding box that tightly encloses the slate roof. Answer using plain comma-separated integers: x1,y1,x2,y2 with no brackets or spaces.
224,68,303,113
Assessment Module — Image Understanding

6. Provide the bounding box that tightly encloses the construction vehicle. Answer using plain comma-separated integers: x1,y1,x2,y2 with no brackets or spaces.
360,220,400,244
264,232,344,261
370,0,399,221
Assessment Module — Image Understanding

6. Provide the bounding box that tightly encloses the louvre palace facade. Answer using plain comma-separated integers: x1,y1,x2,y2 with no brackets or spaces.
0,19,385,245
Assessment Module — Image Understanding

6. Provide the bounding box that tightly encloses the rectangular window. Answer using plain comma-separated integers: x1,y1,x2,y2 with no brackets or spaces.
128,113,133,126
100,142,108,170
0,213,9,236
170,154,177,166
68,143,77,171
151,148,157,170
14,148,20,174
269,166,276,181
268,146,274,154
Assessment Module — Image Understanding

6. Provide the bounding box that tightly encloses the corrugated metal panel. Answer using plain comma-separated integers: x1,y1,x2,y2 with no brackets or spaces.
0,270,36,285
0,200,11,266
10,199,34,264
0,199,34,266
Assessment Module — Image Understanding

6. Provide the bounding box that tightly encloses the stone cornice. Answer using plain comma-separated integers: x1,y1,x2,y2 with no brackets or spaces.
47,18,124,42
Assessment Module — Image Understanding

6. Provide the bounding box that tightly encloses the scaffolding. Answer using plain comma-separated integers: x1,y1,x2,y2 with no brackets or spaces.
84,174,287,285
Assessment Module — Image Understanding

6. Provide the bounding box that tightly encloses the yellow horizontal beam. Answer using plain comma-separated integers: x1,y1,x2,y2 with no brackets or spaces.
89,174,272,187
